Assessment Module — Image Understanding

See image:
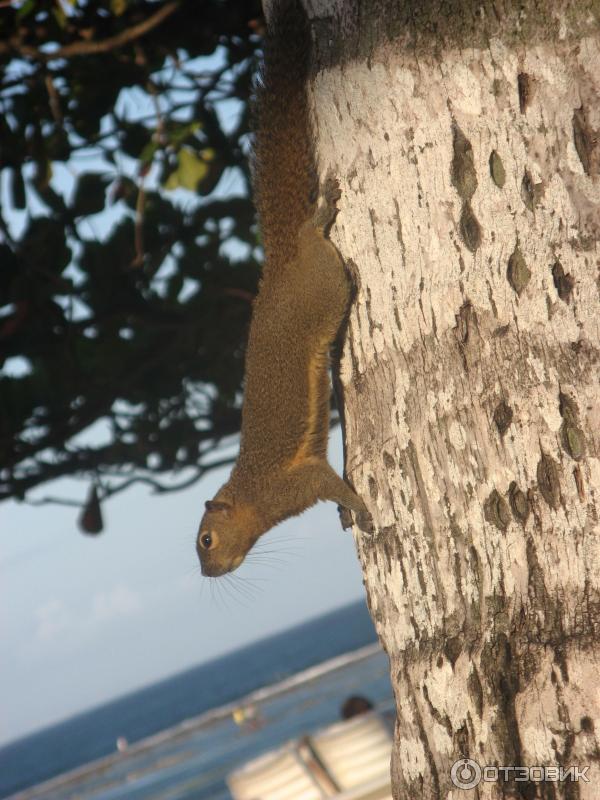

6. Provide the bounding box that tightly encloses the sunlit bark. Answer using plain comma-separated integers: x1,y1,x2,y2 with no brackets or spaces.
313,1,600,796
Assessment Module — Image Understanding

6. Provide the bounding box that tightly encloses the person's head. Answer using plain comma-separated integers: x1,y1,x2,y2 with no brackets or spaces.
340,695,374,719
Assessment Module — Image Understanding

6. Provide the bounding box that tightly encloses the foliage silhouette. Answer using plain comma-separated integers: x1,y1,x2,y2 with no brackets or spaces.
0,0,264,517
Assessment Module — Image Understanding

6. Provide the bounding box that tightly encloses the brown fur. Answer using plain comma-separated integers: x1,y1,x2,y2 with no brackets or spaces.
196,1,370,578
252,0,317,270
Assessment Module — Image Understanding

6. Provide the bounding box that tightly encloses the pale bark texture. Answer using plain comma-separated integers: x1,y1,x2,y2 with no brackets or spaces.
310,1,600,798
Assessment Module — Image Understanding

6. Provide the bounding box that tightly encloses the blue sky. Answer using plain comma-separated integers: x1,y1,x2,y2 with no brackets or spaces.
0,430,366,746
0,45,368,749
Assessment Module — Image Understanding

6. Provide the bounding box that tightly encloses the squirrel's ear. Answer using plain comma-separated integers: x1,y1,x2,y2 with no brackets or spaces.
205,499,232,513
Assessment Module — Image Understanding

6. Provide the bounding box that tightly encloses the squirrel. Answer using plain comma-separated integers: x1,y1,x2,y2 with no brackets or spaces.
196,0,371,578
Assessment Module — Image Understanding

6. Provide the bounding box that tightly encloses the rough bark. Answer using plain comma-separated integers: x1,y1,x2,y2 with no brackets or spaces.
311,1,600,797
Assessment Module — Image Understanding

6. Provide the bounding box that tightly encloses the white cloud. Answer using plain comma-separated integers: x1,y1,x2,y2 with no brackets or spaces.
91,585,142,624
34,598,71,642
33,586,142,644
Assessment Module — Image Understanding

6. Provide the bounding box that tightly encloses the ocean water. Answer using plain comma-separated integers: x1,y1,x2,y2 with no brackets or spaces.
1,601,394,799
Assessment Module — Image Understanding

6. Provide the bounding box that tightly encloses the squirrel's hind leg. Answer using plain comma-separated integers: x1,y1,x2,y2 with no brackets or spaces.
296,174,351,328
312,174,341,232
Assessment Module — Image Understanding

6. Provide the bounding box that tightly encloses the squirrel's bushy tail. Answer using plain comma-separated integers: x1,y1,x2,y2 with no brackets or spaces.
252,0,317,269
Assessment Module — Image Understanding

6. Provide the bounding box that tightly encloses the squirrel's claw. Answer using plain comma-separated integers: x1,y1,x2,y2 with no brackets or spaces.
338,505,374,535
355,509,375,535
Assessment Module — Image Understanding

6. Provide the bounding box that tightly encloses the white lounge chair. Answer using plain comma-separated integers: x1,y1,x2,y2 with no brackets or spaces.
227,712,392,800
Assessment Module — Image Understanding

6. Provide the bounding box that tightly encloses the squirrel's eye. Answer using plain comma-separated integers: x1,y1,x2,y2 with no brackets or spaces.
200,533,214,550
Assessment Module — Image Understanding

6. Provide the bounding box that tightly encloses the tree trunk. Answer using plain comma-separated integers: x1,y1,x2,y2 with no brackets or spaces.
312,1,600,797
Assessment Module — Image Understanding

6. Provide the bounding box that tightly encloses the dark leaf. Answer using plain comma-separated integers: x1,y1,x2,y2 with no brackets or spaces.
72,173,110,217
10,168,26,210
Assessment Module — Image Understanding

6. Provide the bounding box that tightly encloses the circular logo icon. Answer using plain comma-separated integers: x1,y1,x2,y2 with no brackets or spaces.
451,758,482,789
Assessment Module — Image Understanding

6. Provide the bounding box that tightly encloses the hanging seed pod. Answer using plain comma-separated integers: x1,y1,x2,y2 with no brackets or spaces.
79,484,104,535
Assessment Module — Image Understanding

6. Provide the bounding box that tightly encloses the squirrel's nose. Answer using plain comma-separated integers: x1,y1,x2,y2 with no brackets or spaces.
200,555,244,577
201,562,225,578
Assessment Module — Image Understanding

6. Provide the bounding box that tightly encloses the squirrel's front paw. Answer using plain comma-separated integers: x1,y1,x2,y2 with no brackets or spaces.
355,509,374,535
338,505,353,530
338,505,374,535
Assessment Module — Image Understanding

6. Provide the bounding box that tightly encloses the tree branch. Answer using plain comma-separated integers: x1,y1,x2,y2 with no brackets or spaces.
21,456,237,510
1,2,179,61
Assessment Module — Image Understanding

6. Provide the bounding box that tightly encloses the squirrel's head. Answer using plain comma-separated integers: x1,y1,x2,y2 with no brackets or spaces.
196,498,261,577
